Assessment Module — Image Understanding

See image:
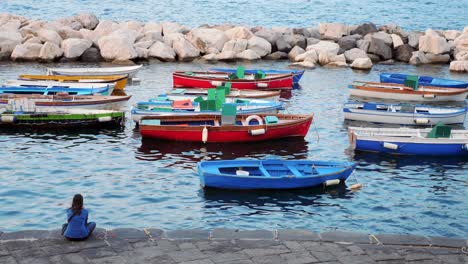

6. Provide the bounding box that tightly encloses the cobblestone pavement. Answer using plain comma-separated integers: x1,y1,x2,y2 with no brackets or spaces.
0,228,467,264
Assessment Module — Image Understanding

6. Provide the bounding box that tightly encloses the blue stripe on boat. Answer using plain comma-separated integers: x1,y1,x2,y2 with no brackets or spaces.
380,73,468,89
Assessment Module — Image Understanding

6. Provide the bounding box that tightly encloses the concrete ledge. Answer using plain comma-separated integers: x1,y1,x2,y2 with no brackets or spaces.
165,229,210,240
374,234,431,246
145,228,164,239
211,228,274,240
106,228,148,242
320,231,371,244
277,229,320,241
0,230,52,240
429,236,468,248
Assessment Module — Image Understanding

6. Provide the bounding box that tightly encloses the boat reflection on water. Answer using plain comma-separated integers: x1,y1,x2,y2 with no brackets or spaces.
0,126,126,141
137,137,309,163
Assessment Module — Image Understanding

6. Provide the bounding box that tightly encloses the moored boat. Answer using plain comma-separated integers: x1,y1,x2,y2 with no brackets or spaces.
0,94,131,111
380,73,468,89
198,159,356,190
209,68,304,84
47,65,142,78
349,81,468,102
139,113,313,142
173,71,293,90
0,108,125,128
348,125,468,156
4,80,115,94
168,88,281,101
131,96,282,122
0,85,112,96
18,74,128,90
343,102,467,125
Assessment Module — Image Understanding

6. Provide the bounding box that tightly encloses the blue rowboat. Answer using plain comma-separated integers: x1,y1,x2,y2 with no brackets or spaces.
380,73,468,89
343,102,467,125
0,85,112,96
198,159,356,190
131,95,283,123
210,68,304,84
348,126,468,156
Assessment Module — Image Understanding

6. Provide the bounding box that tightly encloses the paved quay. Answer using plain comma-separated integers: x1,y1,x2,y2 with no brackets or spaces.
0,228,467,264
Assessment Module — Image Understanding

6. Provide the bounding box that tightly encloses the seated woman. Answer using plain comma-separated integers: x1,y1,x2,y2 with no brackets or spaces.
62,194,96,241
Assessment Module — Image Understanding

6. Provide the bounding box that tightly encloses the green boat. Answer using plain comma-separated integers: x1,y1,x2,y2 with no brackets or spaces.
0,109,125,128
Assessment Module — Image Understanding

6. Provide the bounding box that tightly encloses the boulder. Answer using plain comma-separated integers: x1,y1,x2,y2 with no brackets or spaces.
307,41,340,56
148,41,176,61
37,29,62,45
454,49,468,61
351,57,373,69
337,35,361,51
408,31,423,48
319,23,348,40
120,21,143,32
134,40,154,49
188,28,228,53
247,36,271,57
163,33,184,47
351,23,378,36
425,53,450,63
356,39,370,52
254,28,281,45
306,38,320,46
289,61,316,69
201,53,217,61
144,30,164,42
173,37,200,61
0,19,21,31
368,31,393,45
80,47,102,62
161,22,189,35
288,45,305,61
57,26,83,39
24,37,42,44
344,48,368,62
444,30,461,41
391,34,404,48
76,12,99,30
295,50,318,63
449,61,466,72
225,26,253,40
275,35,292,52
454,32,468,51
236,49,260,60
367,53,381,63
143,22,162,34
56,17,82,31
327,54,347,67
409,51,429,65
39,41,63,61
302,28,320,39
394,44,414,62
272,26,294,35
62,38,92,58
215,50,237,61
93,20,119,38
0,31,22,59
98,32,137,61
418,29,450,54
135,47,149,59
11,43,43,61
379,24,408,39
222,39,248,53
368,37,392,60
264,51,288,60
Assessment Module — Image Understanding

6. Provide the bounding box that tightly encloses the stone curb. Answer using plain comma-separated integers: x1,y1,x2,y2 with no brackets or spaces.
0,229,466,249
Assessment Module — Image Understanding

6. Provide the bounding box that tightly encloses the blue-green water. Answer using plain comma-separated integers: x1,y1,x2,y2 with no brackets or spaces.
1,0,467,31
0,61,467,238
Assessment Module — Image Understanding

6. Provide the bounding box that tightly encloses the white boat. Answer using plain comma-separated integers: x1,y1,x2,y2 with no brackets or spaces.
168,88,282,101
348,126,468,156
343,102,467,125
47,65,143,78
4,79,115,95
349,81,468,102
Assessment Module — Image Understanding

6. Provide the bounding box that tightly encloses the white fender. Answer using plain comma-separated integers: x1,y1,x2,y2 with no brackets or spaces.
211,81,223,87
0,115,15,123
324,179,340,186
250,128,266,135
257,83,268,88
245,115,263,125
98,116,112,122
422,94,435,98
414,118,429,124
383,142,398,150
202,126,208,143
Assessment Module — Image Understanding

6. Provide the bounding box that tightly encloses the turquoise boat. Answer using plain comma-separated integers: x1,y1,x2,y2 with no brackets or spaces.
380,73,468,89
0,85,112,96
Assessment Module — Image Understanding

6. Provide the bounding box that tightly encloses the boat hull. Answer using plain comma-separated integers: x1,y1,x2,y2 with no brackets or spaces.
169,88,281,101
47,65,142,78
209,68,304,84
352,139,468,156
19,74,128,90
349,86,468,102
380,73,468,89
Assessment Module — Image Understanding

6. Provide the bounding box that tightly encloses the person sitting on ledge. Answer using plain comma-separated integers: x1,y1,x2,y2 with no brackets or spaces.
62,194,96,241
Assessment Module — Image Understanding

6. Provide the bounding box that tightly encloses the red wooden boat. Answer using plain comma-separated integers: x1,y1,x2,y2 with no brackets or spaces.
139,113,313,142
172,71,293,90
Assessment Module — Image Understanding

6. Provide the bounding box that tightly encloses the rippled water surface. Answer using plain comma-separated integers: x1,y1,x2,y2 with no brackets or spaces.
0,61,467,238
1,0,467,30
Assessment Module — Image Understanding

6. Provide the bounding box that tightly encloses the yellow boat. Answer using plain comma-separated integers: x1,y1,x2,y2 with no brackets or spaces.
18,74,129,90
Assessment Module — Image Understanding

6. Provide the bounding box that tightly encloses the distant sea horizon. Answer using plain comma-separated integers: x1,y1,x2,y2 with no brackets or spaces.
1,0,467,31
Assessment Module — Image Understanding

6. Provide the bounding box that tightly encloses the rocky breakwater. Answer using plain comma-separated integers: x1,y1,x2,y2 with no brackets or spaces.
0,13,467,72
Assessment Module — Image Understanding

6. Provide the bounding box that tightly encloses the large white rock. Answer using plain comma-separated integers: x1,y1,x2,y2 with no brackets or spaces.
224,26,253,40
356,39,370,52
24,36,42,44
148,41,176,61
135,47,149,59
39,41,63,61
0,31,22,57
409,51,429,65
161,22,189,35
350,57,373,69
215,50,237,61
57,26,83,39
188,28,228,52
288,45,305,61
306,41,340,56
94,20,119,37
0,19,21,31
76,12,99,30
11,43,43,61
418,29,451,54
368,31,393,45
344,48,369,62
449,60,466,72
37,29,63,46
327,54,347,67
247,36,271,57
318,23,347,40
289,60,316,69
391,34,404,48
98,32,137,61
62,38,92,58
144,22,162,33
454,33,468,51
172,37,200,61
408,31,423,48
222,39,248,53
120,21,143,32
236,49,261,60
294,50,318,63
444,30,461,41
135,40,154,49
254,28,281,45
163,33,184,47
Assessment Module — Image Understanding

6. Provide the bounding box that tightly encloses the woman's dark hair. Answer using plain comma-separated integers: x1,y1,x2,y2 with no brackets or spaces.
70,194,84,215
